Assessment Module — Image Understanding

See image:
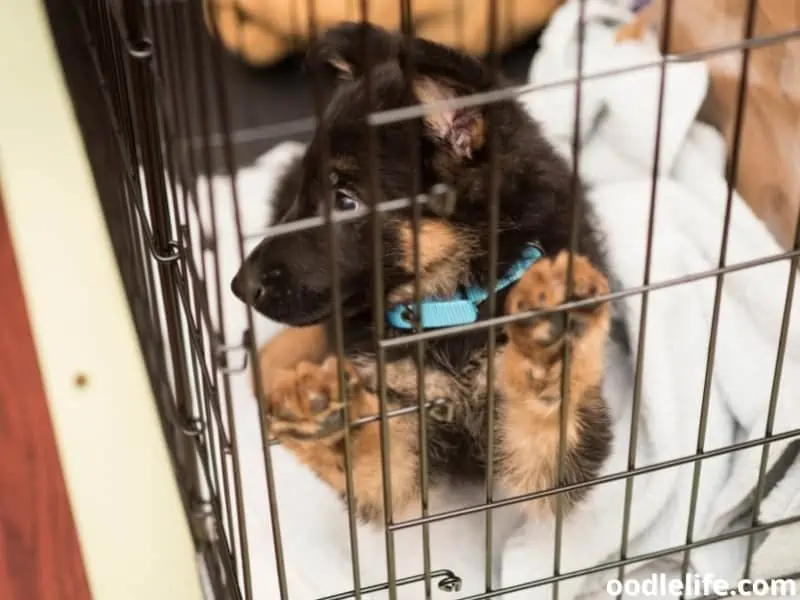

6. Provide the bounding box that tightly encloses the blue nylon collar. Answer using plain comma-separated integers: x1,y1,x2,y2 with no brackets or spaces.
386,242,544,330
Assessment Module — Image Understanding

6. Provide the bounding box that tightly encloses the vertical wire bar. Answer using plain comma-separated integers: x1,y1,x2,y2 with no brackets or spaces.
188,4,253,595
304,2,364,598
149,1,226,542
454,0,464,51
146,4,189,312
182,130,229,589
397,1,432,597
149,6,227,541
166,1,238,567
95,0,113,98
96,0,151,360
506,0,515,52
205,3,291,597
149,0,190,229
287,0,300,53
148,1,168,82
102,1,153,347
143,31,247,583
148,4,186,256
98,4,151,344
123,0,200,521
678,2,757,592
483,0,501,593
145,0,157,40
106,3,141,194
357,2,399,596
553,1,587,599
78,0,204,488
100,2,123,135
615,1,674,595
742,208,800,579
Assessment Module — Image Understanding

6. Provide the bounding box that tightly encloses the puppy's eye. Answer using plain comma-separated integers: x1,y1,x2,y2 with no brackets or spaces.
334,189,360,212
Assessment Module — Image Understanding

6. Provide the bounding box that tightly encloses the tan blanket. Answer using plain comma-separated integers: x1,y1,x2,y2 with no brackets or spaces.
203,0,563,65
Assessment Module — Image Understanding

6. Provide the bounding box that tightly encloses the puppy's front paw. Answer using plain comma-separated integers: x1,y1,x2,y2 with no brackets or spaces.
266,357,367,442
505,251,610,357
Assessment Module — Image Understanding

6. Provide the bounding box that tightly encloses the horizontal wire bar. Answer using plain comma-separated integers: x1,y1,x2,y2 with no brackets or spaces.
242,187,450,241
456,513,800,600
697,570,800,600
176,29,799,150
264,398,444,447
380,247,800,348
316,569,461,600
389,424,800,531
182,117,317,152
369,29,800,128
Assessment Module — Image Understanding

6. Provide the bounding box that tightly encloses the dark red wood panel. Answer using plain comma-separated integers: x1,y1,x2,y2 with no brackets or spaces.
0,187,93,600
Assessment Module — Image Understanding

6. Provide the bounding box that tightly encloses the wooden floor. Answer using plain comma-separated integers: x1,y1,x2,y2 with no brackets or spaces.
0,190,91,600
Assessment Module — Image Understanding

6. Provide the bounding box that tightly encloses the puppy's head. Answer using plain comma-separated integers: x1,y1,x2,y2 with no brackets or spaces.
232,22,542,326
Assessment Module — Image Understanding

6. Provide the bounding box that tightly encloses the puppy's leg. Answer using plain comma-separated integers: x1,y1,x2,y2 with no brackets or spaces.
257,324,327,390
496,251,611,509
494,251,612,600
265,356,419,522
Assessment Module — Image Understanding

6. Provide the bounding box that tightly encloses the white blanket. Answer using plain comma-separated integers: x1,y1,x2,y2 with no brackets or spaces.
508,1,800,597
167,1,800,598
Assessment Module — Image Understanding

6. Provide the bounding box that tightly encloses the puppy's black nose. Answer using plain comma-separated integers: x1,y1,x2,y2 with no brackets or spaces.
231,264,286,304
261,266,286,287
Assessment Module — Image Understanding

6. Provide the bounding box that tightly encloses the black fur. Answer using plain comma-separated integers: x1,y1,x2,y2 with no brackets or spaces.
232,22,614,496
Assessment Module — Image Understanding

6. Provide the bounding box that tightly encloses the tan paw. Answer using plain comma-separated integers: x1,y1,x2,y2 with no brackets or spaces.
266,357,366,441
505,251,610,355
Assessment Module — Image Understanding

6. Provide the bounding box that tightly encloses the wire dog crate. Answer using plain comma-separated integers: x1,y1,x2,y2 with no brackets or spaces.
59,0,800,599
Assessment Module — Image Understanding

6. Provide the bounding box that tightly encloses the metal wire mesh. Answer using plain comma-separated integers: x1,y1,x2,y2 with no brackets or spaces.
65,0,800,599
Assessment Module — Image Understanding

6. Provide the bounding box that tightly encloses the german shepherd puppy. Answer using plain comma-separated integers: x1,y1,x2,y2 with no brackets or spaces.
232,21,621,596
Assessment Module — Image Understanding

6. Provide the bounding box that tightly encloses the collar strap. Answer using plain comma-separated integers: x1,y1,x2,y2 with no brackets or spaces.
386,242,544,330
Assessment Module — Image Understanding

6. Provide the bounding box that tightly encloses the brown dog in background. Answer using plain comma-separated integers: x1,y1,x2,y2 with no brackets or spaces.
617,0,800,250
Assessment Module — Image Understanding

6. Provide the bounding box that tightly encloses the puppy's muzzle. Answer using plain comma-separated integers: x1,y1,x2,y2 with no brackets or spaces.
231,263,287,306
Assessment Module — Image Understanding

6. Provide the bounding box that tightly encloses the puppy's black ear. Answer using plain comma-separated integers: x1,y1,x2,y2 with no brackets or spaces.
413,76,485,160
305,22,402,80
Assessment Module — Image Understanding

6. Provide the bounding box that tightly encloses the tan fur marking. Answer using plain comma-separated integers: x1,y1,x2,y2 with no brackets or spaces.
397,219,458,272
264,356,420,521
467,113,485,153
413,76,458,139
329,156,358,174
390,219,475,304
413,76,485,158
